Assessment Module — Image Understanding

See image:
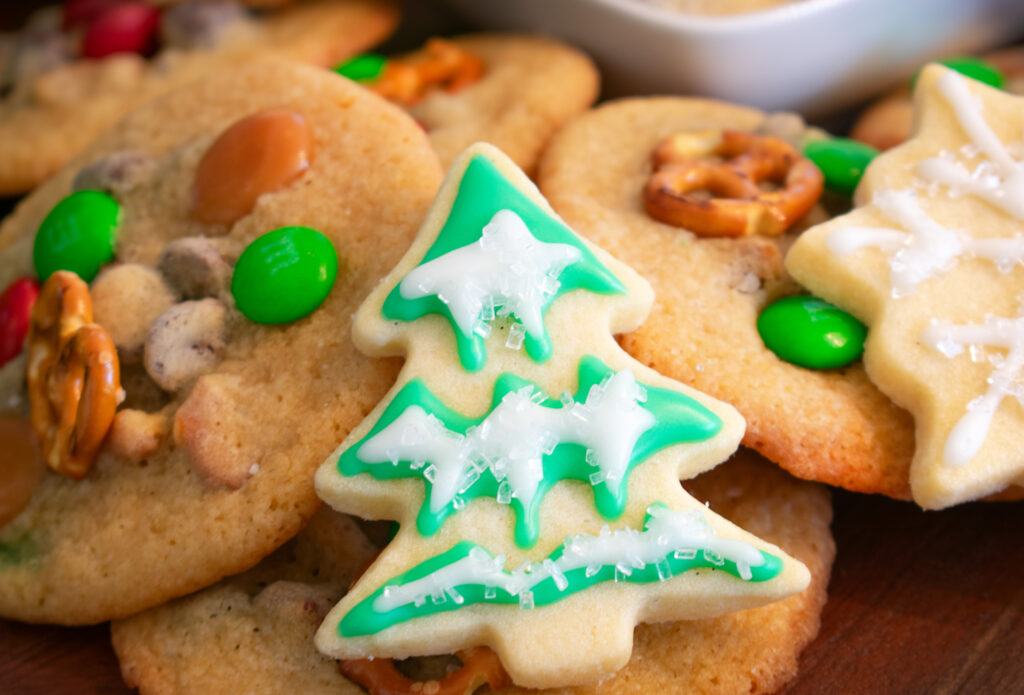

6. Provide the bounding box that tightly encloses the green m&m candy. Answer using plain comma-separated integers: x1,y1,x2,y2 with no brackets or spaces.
334,53,387,82
33,190,120,282
757,295,866,370
231,226,338,324
804,138,879,197
912,56,1005,91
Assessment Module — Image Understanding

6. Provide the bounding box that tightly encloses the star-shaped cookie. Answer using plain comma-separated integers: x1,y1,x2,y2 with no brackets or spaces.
787,64,1024,508
316,143,809,687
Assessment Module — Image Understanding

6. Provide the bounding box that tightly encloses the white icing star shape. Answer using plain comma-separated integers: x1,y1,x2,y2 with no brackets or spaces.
399,209,582,341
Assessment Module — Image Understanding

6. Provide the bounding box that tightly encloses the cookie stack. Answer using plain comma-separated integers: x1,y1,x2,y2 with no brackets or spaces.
0,2,1020,693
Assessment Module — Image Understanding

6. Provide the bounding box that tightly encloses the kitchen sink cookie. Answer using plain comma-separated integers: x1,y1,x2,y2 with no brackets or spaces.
335,34,599,174
110,450,833,695
0,59,443,623
111,507,379,695
850,48,1024,152
0,0,398,195
313,143,809,688
787,65,1024,507
537,97,917,499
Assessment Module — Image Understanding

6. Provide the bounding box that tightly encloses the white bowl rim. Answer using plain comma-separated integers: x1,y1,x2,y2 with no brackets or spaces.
587,0,856,33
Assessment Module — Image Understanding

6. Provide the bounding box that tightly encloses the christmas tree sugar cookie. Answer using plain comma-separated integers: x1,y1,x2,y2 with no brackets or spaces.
537,97,916,499
0,60,443,623
787,64,1024,507
315,143,810,688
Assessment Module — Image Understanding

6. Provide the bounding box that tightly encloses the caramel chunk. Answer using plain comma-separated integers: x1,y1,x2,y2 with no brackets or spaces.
0,416,44,528
191,109,313,226
107,408,168,463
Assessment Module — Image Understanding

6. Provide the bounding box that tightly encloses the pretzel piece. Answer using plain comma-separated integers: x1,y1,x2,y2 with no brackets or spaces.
643,129,823,238
371,38,484,107
338,647,510,695
28,271,122,479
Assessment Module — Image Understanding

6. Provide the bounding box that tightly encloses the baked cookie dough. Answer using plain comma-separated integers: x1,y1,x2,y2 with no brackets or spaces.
112,507,378,695
0,0,398,195
111,450,834,695
538,97,916,498
0,59,443,623
340,34,599,174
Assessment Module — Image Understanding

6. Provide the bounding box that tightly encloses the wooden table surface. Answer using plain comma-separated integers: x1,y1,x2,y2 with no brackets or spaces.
1,488,1022,694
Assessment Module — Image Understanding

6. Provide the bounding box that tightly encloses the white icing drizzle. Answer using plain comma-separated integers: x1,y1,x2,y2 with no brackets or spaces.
826,188,1024,297
372,505,766,613
357,370,655,515
922,312,1024,466
399,209,582,341
916,70,1024,219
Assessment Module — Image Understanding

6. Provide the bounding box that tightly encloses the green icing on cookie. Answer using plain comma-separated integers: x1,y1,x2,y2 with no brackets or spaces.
381,154,625,372
337,355,721,548
339,503,782,637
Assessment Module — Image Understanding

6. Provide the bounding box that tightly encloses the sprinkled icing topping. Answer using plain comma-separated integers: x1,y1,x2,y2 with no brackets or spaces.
339,356,721,548
382,153,625,372
399,209,582,349
826,188,1024,297
922,310,1024,467
338,503,781,637
916,70,1024,219
360,369,652,516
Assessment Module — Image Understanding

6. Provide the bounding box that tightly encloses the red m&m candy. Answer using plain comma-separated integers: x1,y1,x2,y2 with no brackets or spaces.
81,2,161,59
0,278,40,368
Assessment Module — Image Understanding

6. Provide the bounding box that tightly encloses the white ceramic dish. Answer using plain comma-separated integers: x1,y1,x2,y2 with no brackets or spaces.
444,0,1024,117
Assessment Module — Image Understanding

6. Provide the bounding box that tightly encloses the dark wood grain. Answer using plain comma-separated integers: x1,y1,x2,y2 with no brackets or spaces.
1,490,1022,694
781,491,1024,695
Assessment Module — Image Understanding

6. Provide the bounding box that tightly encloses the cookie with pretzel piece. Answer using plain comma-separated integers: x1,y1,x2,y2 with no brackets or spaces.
111,451,833,695
0,0,398,195
0,59,443,623
335,34,599,174
537,97,924,499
